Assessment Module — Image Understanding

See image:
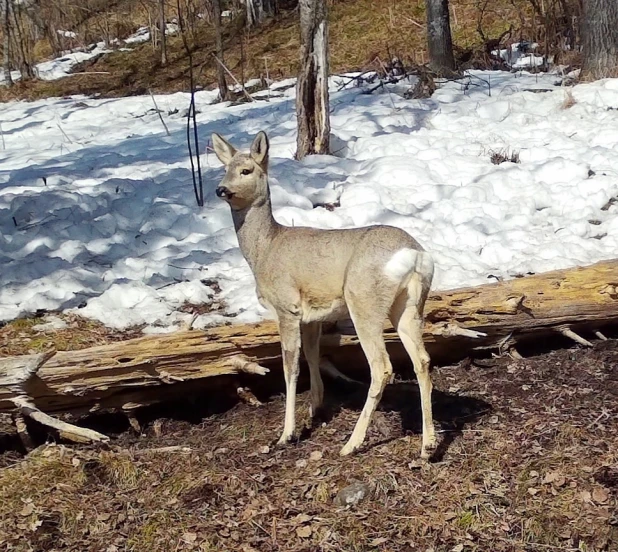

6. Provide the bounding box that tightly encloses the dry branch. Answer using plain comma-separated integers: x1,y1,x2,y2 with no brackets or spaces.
0,260,616,429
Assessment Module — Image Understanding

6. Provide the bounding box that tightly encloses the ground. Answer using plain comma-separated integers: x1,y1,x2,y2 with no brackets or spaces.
0,337,616,552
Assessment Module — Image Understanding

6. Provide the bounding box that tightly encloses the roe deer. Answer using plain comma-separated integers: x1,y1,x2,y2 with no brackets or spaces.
212,131,437,458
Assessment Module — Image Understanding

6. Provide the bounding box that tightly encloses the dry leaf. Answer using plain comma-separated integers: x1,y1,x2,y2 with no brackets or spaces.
296,525,312,538
370,537,389,546
182,532,197,544
527,487,539,496
72,457,81,467
451,544,464,552
592,487,609,504
580,490,592,503
259,445,270,454
309,450,323,461
19,503,35,517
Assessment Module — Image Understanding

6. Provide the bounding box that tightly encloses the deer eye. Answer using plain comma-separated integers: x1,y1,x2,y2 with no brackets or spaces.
240,168,253,176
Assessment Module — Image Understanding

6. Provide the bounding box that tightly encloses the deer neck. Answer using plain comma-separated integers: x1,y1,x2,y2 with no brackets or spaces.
231,192,279,272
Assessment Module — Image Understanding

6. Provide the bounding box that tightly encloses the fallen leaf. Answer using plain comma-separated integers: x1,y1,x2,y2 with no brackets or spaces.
592,487,609,504
580,490,592,503
19,503,35,517
296,525,312,538
451,544,464,552
72,457,81,467
309,450,323,461
527,487,538,496
259,445,270,454
370,537,389,546
182,532,197,544
296,459,308,468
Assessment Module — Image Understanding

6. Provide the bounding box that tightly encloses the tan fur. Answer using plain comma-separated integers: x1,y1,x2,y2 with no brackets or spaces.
212,131,437,458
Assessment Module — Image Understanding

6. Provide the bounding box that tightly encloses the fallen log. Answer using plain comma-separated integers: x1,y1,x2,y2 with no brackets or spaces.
0,259,617,442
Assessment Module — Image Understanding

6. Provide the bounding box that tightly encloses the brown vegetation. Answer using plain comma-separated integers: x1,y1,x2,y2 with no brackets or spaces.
0,0,582,102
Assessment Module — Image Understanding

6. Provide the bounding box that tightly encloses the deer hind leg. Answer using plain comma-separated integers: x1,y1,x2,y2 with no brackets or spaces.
277,316,302,445
340,285,394,456
301,321,324,418
390,274,436,459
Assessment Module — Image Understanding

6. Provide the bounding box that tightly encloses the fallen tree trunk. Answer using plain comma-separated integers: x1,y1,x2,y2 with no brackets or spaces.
1,259,617,440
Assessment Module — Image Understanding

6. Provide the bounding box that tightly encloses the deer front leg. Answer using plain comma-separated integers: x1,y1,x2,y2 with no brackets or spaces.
277,316,302,445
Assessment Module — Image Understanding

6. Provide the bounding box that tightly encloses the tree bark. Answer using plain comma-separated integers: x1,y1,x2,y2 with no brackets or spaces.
581,0,618,79
2,0,12,86
1,260,616,420
295,0,330,160
245,0,276,28
159,0,168,66
425,0,456,75
213,0,230,100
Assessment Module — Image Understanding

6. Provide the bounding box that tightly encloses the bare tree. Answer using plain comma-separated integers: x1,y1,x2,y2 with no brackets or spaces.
2,0,12,86
245,0,276,28
581,0,618,79
213,0,230,100
159,0,168,65
425,0,455,75
295,0,330,160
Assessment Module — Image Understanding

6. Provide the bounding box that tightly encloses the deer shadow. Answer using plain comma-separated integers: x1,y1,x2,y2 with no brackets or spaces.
303,371,491,462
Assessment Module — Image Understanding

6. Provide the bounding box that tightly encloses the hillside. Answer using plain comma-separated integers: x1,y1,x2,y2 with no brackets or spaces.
0,0,536,101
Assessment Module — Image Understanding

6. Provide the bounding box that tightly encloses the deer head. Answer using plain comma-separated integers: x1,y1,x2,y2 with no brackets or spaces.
212,131,270,211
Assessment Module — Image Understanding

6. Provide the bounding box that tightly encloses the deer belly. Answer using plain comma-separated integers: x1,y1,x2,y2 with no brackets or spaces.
301,297,348,323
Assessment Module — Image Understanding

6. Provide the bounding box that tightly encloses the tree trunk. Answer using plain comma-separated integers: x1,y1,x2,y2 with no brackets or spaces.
159,0,167,66
1,260,616,426
581,0,618,79
295,0,330,160
213,0,230,100
2,0,12,86
245,0,276,28
10,2,35,80
425,0,456,75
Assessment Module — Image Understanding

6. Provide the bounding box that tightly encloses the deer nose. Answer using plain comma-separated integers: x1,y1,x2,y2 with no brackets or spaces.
216,186,229,198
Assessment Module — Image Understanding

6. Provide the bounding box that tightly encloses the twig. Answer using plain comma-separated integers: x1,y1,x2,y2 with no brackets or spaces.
149,88,170,136
133,445,192,454
229,355,270,375
11,396,110,444
212,54,255,102
594,330,608,341
56,123,73,144
558,326,593,347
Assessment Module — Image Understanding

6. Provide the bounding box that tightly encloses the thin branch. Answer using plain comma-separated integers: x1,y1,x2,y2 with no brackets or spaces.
212,54,255,102
149,88,170,136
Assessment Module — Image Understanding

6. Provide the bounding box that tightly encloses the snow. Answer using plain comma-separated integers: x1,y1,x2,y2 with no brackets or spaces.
0,42,112,84
122,23,179,45
492,42,546,69
1,70,617,332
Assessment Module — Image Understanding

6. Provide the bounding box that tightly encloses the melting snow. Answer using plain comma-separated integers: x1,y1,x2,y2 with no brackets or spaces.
1,70,617,332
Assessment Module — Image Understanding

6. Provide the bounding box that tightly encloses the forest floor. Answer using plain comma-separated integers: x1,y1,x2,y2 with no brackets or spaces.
0,333,616,552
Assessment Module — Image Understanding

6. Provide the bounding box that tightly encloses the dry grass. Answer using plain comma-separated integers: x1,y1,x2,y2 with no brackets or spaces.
0,314,143,357
0,340,616,551
489,147,521,165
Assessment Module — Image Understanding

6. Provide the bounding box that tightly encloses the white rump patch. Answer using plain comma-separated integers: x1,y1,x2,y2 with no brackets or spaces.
383,248,420,281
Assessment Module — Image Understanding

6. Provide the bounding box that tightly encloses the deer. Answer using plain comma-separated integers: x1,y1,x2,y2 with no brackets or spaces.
211,131,437,459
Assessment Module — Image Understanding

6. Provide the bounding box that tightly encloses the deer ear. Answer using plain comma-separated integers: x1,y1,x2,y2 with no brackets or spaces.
250,131,269,168
211,133,237,166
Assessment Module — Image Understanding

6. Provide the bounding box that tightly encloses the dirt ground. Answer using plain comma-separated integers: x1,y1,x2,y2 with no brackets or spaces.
0,338,617,552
